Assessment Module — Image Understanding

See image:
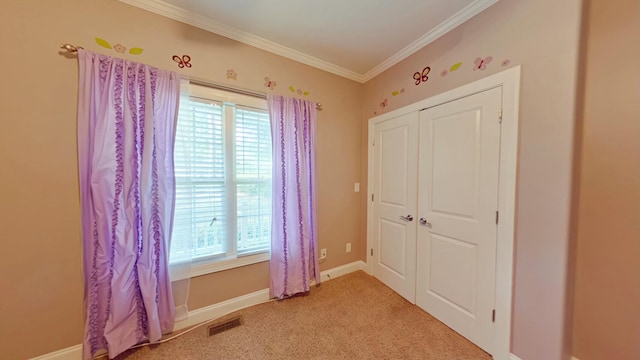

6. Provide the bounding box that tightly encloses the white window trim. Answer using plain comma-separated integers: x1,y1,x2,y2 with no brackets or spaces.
189,251,270,277
173,83,272,278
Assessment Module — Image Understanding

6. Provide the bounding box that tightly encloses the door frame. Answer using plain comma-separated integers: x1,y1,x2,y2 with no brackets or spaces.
366,66,520,360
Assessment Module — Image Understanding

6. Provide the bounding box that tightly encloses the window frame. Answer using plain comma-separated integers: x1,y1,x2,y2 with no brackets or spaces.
171,84,272,277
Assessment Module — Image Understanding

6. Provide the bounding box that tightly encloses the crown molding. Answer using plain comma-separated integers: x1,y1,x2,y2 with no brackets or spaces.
119,0,498,84
118,0,366,82
362,0,499,82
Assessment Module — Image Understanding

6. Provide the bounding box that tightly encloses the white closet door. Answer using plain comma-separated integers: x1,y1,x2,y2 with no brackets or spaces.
416,87,502,354
371,112,419,303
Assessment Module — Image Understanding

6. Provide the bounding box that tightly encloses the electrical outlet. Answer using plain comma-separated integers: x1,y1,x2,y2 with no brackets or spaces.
346,243,351,253
320,248,327,259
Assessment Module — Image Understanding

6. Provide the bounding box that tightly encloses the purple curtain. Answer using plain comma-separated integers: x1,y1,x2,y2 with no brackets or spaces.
77,50,179,359
267,94,321,298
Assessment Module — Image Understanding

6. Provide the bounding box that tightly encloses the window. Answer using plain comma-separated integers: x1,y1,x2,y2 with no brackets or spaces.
171,84,272,275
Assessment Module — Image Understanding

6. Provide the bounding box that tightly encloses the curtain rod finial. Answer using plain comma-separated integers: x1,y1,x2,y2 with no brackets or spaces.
60,43,82,53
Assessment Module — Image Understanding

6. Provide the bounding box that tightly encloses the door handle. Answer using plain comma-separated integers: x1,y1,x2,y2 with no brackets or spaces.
400,215,414,222
419,218,432,228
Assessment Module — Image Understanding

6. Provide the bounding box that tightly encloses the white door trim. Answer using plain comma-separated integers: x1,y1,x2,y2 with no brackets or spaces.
366,66,520,360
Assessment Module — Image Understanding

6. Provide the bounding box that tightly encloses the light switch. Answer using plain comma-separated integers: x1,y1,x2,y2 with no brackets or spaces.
354,183,360,192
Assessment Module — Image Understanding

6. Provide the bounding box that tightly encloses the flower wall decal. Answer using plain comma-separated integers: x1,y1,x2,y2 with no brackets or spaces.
264,77,277,90
289,86,309,96
94,37,143,55
113,44,126,54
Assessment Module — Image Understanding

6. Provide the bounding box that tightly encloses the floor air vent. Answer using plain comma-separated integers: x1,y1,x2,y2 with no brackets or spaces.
208,316,243,336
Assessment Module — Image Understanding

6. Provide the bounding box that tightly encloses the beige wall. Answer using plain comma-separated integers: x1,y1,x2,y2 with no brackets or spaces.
572,0,640,359
4,0,638,359
0,1,363,358
361,1,583,359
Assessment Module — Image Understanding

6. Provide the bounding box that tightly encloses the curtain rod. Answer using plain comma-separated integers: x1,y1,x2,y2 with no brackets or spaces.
59,43,323,111
189,79,323,111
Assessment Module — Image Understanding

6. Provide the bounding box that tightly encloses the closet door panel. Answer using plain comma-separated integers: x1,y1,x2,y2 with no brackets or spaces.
371,112,419,303
416,87,502,354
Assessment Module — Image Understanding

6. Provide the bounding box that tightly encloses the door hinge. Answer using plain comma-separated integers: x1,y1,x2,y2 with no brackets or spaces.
371,194,374,202
492,309,496,322
496,211,499,224
499,108,503,123
370,248,373,256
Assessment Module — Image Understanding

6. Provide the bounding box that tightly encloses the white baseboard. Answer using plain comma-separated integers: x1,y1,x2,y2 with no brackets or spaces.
29,260,366,360
176,260,367,330
319,259,368,282
174,287,270,330
510,354,580,360
29,345,82,360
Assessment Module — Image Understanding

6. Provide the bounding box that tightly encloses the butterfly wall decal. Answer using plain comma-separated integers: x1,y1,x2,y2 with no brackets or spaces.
172,55,192,68
413,66,431,85
474,56,493,71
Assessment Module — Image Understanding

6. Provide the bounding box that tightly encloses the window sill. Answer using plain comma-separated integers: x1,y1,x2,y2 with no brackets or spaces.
190,251,270,278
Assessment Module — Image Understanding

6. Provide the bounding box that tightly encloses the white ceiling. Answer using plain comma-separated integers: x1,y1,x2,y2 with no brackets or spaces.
120,0,498,82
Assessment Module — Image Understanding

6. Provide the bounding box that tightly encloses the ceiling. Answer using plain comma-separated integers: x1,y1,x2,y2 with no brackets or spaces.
120,0,498,82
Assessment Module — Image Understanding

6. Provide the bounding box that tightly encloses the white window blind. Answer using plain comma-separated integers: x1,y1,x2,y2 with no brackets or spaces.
235,107,272,253
171,86,272,267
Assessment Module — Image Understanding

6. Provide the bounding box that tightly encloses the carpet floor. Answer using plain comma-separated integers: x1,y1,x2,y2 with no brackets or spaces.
114,271,491,359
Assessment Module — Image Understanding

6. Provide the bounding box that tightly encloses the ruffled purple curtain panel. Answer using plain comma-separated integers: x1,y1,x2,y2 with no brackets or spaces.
267,94,321,299
77,50,180,359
